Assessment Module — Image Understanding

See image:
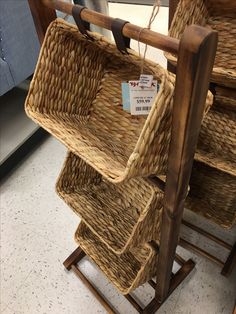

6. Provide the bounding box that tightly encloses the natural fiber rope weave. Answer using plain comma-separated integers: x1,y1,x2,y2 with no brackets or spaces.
186,159,236,229
57,152,163,254
214,85,236,112
166,0,236,229
196,106,236,173
166,0,236,88
25,18,212,183
75,221,159,294
25,18,175,183
190,92,236,229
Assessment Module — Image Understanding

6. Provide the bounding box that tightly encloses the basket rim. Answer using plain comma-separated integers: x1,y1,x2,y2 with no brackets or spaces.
186,196,236,229
165,0,236,88
164,52,236,88
56,151,163,254
195,151,236,177
75,221,158,294
25,18,176,183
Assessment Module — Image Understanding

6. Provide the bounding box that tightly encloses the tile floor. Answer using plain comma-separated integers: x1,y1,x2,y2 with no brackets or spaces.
1,3,236,314
1,137,235,314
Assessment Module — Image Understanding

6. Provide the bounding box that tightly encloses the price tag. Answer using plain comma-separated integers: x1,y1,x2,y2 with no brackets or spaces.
129,80,158,115
139,74,153,88
121,82,130,112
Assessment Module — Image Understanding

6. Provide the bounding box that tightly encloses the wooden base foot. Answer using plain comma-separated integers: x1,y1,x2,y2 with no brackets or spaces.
180,220,236,276
63,247,195,314
63,247,85,270
64,247,117,313
143,259,195,314
221,242,236,277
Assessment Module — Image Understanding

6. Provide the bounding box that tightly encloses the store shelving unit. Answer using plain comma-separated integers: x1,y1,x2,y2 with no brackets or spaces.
0,81,48,180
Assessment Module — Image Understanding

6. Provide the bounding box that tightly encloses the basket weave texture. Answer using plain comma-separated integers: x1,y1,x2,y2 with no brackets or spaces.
57,152,163,254
166,0,236,88
196,106,236,173
214,85,236,112
187,159,236,229
191,92,236,229
25,18,177,183
75,221,159,294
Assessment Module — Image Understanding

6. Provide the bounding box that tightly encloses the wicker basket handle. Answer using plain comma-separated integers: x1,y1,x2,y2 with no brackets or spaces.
72,5,92,39
111,18,130,54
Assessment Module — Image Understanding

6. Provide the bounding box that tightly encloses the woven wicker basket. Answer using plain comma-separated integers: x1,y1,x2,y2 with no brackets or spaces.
166,0,236,88
186,159,236,229
25,18,177,183
26,18,213,183
75,221,159,294
56,152,163,254
214,85,236,112
196,106,236,171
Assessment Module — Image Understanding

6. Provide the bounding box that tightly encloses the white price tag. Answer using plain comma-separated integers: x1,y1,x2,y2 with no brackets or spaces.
139,74,153,88
129,80,158,115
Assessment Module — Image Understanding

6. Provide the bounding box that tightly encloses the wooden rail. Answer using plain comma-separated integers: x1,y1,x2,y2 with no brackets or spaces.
32,0,179,54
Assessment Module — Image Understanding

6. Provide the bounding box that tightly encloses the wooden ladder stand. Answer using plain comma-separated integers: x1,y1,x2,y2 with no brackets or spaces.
28,0,218,312
168,0,236,278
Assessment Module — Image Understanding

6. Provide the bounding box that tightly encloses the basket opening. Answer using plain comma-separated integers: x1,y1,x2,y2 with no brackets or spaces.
26,19,172,181
87,56,161,165
169,0,236,75
76,222,157,294
205,0,236,15
187,161,236,229
197,107,236,168
57,153,156,253
32,29,107,117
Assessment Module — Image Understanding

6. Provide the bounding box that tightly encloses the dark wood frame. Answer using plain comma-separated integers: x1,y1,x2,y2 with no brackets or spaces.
63,248,195,314
180,221,236,276
27,0,218,312
168,0,236,278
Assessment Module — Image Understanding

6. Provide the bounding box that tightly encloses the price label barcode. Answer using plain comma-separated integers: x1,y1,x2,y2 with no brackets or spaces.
136,106,151,112
128,80,158,115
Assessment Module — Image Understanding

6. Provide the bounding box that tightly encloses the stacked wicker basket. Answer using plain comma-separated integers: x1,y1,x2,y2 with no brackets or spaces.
25,17,214,294
166,0,236,229
25,18,177,294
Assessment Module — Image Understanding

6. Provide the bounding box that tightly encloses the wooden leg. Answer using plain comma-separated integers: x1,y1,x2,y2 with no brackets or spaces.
143,259,195,314
63,247,117,314
182,220,232,250
221,242,236,277
63,247,86,270
179,238,224,267
155,26,217,302
71,265,117,314
63,247,195,314
180,220,236,276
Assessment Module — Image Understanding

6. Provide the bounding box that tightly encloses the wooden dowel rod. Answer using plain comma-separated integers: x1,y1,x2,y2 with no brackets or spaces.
182,219,232,250
42,0,179,54
71,265,117,314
